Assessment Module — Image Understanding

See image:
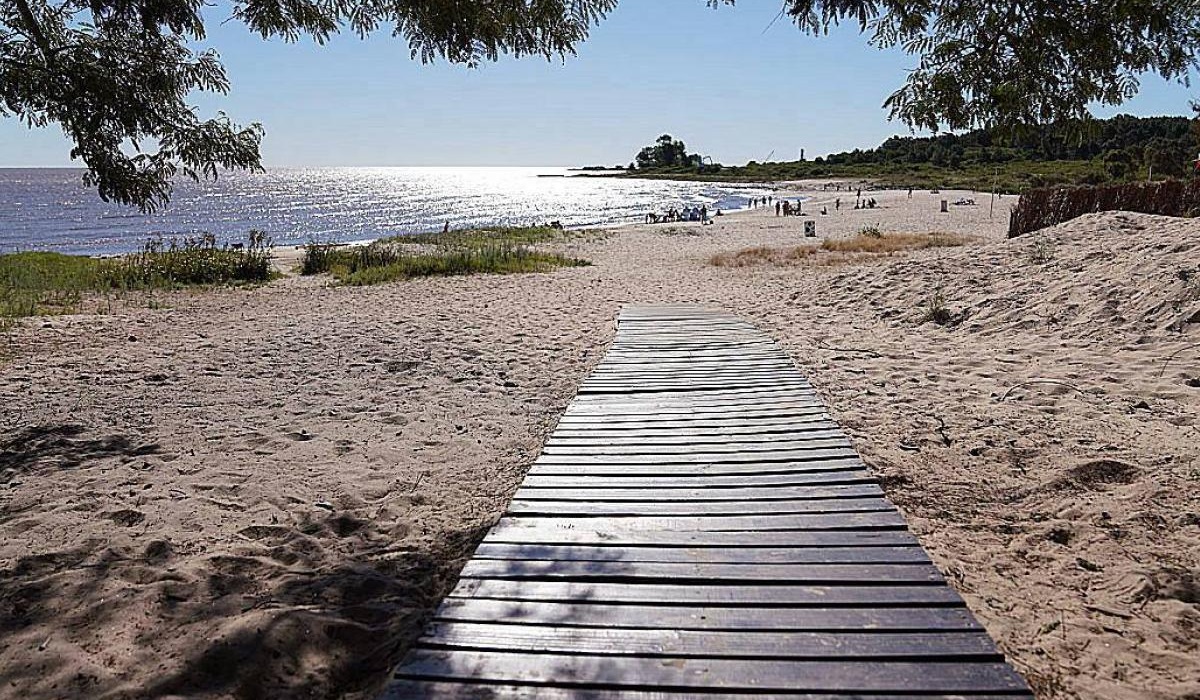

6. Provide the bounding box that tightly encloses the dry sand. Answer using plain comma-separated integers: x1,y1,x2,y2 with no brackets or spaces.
1,187,1198,699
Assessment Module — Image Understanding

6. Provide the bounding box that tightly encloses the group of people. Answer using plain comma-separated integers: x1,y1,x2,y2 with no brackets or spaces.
775,199,805,216
645,204,712,225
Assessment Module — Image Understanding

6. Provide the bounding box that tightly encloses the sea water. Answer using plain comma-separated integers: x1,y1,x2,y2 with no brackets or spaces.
0,167,773,255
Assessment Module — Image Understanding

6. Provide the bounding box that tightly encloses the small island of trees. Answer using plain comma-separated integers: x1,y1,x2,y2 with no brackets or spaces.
632,135,706,170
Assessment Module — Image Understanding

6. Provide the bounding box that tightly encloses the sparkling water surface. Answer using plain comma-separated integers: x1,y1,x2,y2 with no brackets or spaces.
0,167,773,255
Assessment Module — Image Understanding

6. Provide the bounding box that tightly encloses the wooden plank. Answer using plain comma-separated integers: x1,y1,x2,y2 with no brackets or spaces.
382,680,1033,700
471,544,929,564
527,458,869,477
546,428,843,445
480,527,917,548
433,600,976,631
553,414,833,430
547,427,845,441
417,622,1001,659
589,364,796,375
564,400,825,415
506,497,892,517
446,579,956,606
396,651,1028,693
491,511,908,533
565,403,826,416
520,471,876,489
457,560,941,583
513,484,884,502
548,430,846,446
571,385,814,400
532,448,862,465
555,411,831,428
540,436,852,455
579,378,812,390
548,424,841,442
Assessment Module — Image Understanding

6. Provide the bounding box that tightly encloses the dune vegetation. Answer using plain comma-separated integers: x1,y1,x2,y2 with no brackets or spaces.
709,229,970,267
301,226,592,285
0,232,274,320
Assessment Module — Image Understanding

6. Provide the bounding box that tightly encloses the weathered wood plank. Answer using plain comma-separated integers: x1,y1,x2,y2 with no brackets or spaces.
513,484,884,502
480,527,917,548
491,511,909,533
555,410,831,427
541,436,852,455
564,400,825,414
553,415,833,430
382,680,1033,699
446,579,955,606
396,650,1029,693
471,544,929,564
570,385,814,401
434,600,974,630
506,496,892,517
548,423,840,442
417,622,1001,659
456,559,941,582
526,460,870,478
532,448,862,466
520,471,876,489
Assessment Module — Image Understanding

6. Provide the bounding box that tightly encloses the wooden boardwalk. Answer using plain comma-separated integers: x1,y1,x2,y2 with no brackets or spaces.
385,306,1031,698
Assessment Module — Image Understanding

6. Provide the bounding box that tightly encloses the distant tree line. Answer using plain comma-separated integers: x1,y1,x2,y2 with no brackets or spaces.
816,115,1199,179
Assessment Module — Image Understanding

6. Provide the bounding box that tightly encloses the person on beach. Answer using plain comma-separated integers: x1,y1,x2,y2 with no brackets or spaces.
443,221,450,233
701,205,708,223
908,187,913,199
775,201,781,216
782,201,791,216
835,197,841,211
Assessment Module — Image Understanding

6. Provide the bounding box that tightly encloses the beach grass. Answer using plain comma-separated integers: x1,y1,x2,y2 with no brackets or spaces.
710,231,969,267
302,227,592,285
0,232,275,320
378,225,592,248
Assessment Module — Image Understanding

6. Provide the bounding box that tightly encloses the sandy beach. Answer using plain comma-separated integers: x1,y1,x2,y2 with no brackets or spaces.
2,186,1198,699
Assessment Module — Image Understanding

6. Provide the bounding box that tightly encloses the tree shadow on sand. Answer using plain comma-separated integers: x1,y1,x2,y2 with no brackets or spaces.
0,423,160,474
0,508,493,700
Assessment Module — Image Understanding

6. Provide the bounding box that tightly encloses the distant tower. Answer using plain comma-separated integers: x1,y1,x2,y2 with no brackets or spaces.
799,148,806,162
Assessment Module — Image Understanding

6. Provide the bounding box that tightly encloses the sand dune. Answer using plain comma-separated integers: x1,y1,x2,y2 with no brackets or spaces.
1,189,1197,699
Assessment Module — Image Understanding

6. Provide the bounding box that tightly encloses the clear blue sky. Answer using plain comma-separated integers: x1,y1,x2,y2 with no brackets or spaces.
2,0,1196,167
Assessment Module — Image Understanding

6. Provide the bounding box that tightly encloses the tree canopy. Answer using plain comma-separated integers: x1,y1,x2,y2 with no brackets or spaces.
0,0,618,210
782,1,1200,133
3,0,1199,210
634,134,702,169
